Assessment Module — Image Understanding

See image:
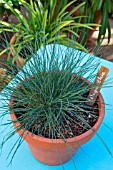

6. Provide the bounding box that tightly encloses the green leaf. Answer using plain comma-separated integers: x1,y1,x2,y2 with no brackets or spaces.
42,9,48,29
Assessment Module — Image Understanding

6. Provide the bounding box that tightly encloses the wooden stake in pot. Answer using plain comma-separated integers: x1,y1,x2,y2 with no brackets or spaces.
87,66,109,106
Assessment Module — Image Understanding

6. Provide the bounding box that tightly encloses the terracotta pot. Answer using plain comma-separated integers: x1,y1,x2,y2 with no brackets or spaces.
67,6,101,45
87,10,101,42
10,91,104,165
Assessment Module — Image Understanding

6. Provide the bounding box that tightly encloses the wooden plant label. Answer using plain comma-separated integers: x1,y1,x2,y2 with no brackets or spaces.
87,66,109,106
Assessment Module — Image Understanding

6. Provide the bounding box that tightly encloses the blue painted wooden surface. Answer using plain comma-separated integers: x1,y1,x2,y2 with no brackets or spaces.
0,44,113,170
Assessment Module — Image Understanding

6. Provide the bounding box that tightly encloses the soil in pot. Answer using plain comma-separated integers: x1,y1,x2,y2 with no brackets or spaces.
12,76,99,140
10,73,104,166
14,99,99,139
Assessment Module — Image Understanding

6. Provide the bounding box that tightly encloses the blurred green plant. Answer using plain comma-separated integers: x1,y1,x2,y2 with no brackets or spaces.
0,0,98,65
0,0,20,15
68,0,113,44
86,0,113,44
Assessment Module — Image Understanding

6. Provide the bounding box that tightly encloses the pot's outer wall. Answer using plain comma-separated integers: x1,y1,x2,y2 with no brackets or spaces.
10,92,104,165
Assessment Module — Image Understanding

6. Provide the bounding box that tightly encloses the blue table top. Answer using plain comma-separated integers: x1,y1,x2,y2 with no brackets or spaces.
0,45,113,170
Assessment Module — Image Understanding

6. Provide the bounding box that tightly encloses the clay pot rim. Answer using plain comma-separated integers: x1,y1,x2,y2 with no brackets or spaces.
10,91,104,144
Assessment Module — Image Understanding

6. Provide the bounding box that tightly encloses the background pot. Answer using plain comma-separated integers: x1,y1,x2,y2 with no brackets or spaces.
10,92,105,165
67,5,101,45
